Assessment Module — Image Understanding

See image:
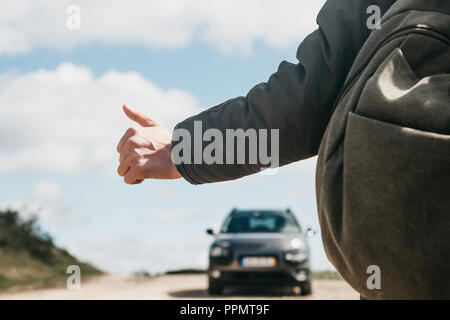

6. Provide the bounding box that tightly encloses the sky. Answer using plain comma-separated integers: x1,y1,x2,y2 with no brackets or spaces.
0,0,334,274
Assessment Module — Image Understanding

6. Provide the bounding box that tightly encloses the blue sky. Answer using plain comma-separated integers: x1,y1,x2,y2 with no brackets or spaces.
0,0,333,274
0,42,298,107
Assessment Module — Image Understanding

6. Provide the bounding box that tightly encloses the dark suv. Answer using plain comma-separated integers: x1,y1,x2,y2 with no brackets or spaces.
206,209,312,295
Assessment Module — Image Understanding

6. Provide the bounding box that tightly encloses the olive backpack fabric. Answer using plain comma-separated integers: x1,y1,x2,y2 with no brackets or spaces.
316,0,450,299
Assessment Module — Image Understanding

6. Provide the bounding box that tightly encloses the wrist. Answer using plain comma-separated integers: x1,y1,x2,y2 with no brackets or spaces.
167,143,182,179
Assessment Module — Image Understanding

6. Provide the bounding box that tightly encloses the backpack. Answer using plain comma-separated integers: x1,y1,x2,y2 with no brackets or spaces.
316,0,450,299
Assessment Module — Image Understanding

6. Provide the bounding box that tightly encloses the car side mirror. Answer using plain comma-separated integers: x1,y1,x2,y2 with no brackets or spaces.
305,227,317,237
206,228,215,235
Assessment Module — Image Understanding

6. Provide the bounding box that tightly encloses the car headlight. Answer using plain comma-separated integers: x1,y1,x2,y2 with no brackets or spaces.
290,238,306,250
284,251,308,263
210,245,230,257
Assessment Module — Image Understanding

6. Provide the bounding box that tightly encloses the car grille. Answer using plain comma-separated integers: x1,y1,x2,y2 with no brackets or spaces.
225,271,291,281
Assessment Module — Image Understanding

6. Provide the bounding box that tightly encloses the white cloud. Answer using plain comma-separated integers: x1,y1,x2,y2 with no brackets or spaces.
285,156,317,178
152,210,202,223
27,181,85,225
0,180,88,226
29,180,62,203
0,63,201,175
0,0,326,55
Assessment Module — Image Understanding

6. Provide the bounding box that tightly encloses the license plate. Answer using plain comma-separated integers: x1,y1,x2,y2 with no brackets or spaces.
240,256,276,268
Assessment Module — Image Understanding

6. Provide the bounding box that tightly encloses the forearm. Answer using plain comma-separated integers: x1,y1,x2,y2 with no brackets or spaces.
172,0,396,185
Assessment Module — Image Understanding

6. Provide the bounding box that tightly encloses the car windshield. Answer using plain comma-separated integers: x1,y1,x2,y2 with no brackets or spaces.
220,211,301,234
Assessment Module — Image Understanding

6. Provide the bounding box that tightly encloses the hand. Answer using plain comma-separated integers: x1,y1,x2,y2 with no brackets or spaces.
116,105,181,184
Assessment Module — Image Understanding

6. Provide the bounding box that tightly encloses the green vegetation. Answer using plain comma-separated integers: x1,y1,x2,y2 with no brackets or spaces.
165,268,206,275
312,270,343,280
0,209,102,292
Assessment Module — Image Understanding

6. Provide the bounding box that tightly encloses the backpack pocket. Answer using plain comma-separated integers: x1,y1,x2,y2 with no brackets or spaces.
342,112,450,299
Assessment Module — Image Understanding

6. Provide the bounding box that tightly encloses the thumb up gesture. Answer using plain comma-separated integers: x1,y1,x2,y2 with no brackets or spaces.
116,105,181,184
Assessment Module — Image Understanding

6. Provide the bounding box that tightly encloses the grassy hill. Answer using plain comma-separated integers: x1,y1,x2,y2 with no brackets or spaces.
0,209,102,291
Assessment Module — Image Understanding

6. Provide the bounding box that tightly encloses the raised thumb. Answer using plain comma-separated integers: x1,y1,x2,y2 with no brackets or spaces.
123,104,156,127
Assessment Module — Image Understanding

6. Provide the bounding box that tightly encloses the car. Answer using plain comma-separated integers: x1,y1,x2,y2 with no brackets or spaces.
206,208,313,296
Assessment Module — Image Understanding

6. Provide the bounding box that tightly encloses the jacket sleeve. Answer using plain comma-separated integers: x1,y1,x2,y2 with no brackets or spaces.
171,0,395,184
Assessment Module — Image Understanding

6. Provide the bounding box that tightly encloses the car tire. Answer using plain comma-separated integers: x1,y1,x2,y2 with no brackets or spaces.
208,282,224,295
300,281,312,296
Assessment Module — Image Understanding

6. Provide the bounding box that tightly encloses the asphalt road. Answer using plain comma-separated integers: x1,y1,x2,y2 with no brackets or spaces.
0,274,359,300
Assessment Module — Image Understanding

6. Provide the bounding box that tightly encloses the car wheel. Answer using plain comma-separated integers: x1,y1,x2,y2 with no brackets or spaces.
300,281,312,296
208,283,224,295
